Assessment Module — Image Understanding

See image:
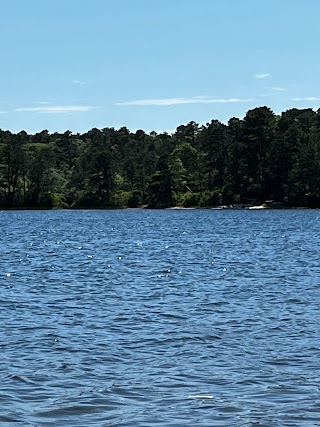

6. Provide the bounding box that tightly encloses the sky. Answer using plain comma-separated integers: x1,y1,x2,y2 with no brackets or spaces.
1,0,320,134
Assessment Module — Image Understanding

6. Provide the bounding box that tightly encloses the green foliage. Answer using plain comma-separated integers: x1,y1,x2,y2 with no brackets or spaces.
181,191,200,207
111,190,132,208
127,189,143,208
51,193,69,209
1,107,320,208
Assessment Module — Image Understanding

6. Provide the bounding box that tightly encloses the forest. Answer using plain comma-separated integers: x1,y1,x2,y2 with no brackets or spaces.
1,106,320,209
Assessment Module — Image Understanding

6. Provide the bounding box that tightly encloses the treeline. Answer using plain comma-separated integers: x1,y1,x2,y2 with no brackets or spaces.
1,106,320,209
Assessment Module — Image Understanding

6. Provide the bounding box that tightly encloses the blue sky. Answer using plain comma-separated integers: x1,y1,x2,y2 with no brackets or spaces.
1,0,319,134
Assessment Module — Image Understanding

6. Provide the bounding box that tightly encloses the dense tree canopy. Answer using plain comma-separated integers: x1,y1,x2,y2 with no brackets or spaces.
1,106,320,208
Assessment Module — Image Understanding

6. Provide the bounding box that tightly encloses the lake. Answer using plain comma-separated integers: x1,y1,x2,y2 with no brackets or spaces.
1,209,320,426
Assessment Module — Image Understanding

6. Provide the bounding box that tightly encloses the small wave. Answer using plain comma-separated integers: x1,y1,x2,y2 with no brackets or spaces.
188,395,213,399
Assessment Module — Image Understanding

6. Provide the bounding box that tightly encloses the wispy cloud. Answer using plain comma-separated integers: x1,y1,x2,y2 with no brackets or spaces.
292,97,320,101
116,96,253,106
72,80,86,86
255,73,272,79
15,105,96,113
0,111,8,114
270,87,287,91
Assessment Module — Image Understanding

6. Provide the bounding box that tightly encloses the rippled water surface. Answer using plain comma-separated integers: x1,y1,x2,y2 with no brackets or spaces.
1,209,320,426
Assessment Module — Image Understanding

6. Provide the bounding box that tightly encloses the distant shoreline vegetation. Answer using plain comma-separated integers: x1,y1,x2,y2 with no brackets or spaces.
1,106,320,209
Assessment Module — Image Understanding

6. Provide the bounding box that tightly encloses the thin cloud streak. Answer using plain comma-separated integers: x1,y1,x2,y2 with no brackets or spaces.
15,105,96,113
117,97,254,106
270,87,287,91
292,97,320,101
255,73,271,79
73,80,86,85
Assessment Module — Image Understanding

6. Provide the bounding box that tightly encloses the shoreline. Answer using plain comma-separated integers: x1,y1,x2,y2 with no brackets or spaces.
0,205,317,211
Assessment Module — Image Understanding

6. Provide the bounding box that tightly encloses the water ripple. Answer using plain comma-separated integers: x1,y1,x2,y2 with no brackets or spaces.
0,209,320,426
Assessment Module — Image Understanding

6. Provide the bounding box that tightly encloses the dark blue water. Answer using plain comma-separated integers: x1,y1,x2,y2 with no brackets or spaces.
1,209,320,426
